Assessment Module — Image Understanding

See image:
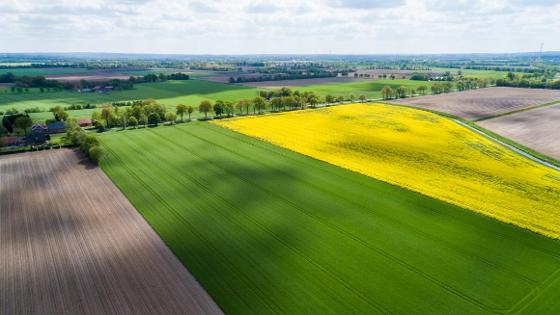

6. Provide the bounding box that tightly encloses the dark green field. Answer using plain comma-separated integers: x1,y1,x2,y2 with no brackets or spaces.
99,122,560,315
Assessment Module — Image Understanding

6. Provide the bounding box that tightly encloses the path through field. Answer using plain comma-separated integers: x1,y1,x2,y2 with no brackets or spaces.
0,149,222,315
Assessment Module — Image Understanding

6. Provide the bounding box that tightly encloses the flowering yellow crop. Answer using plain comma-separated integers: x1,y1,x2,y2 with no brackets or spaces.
214,104,560,238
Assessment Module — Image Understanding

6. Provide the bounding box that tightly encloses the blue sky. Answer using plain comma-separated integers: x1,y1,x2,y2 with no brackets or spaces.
0,0,558,54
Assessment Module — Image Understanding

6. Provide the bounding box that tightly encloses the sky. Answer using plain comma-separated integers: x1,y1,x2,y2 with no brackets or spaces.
0,0,559,55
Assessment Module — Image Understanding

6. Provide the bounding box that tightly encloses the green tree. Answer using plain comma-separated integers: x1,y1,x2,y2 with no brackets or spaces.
51,106,68,121
381,86,393,100
88,146,103,165
253,96,266,114
13,116,33,135
235,100,244,114
139,113,148,127
213,100,225,117
199,100,212,119
165,112,177,124
187,105,194,121
224,101,234,117
325,94,335,104
148,113,160,126
358,95,367,102
176,104,187,122
417,85,428,95
128,116,138,128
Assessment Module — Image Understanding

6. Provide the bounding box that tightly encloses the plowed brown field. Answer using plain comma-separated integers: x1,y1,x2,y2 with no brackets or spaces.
0,149,222,315
392,87,560,120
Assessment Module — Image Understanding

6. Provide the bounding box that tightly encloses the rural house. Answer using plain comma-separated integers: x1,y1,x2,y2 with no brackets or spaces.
78,118,93,127
31,123,48,134
47,121,66,134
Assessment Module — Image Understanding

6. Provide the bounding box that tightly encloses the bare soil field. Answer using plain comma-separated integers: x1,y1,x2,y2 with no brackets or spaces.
0,149,222,315
479,104,560,160
392,87,560,120
239,77,360,88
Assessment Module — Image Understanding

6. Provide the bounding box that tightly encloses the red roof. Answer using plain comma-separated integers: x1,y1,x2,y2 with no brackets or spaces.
1,136,17,146
78,118,92,126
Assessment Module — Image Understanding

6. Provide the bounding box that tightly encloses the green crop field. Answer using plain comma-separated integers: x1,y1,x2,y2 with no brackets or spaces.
99,122,560,314
432,67,520,79
295,79,435,99
0,80,261,122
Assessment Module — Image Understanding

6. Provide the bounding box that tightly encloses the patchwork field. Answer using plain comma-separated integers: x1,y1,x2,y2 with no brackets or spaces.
239,77,360,88
100,122,560,314
0,80,260,121
0,149,222,314
216,103,560,238
392,87,560,120
292,79,434,99
480,104,560,160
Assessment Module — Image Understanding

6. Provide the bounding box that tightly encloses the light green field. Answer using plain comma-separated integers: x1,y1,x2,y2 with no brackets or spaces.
295,79,435,99
0,80,261,121
432,67,520,79
100,122,560,315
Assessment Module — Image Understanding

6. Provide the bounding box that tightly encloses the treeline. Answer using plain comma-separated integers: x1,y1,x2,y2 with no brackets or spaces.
133,72,190,83
456,78,490,91
78,78,134,90
66,121,103,164
88,88,370,131
91,99,168,130
496,72,560,89
1,71,189,93
229,72,336,83
381,83,455,100
0,73,72,89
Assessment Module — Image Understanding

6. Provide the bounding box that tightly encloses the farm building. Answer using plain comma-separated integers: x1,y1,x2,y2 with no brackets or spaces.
47,121,66,134
78,118,93,127
1,136,18,147
31,123,48,134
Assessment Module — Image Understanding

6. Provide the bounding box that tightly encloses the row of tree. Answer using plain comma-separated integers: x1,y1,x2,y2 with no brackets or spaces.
229,72,336,83
496,72,560,89
66,121,103,164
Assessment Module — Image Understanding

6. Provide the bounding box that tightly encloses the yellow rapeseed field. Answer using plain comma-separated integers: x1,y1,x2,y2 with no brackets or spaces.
214,103,560,238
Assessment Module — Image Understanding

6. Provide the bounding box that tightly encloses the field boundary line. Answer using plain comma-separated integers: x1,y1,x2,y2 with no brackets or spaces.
103,138,279,315
204,124,556,282
475,100,560,122
454,120,560,171
380,101,560,168
146,128,391,314
172,125,513,313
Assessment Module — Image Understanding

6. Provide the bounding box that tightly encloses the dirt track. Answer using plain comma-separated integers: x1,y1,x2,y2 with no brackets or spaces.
0,149,222,315
392,87,560,120
479,104,560,160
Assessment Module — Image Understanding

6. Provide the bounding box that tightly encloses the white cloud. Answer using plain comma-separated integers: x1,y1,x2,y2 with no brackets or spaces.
0,0,558,54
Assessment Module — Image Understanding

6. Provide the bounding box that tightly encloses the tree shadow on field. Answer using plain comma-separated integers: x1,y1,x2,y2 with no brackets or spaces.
141,143,320,314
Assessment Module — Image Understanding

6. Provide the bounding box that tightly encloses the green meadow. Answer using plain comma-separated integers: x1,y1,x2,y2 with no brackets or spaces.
294,79,435,99
432,67,519,79
0,80,261,121
99,122,560,315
